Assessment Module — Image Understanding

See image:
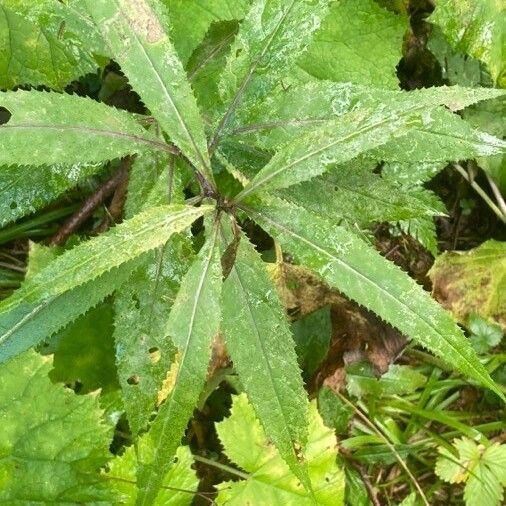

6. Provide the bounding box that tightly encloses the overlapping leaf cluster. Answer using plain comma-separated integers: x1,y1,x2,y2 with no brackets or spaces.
0,0,504,503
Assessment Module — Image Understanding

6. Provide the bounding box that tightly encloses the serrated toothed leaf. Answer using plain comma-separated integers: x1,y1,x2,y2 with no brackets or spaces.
210,0,331,146
235,86,506,200
84,0,214,184
136,223,223,505
0,90,172,167
114,154,194,434
0,2,96,89
0,350,115,503
243,197,503,399
220,217,311,489
0,205,210,363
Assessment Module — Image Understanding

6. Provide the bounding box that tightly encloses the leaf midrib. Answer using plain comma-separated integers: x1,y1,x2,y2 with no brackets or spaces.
111,0,211,177
1,124,175,155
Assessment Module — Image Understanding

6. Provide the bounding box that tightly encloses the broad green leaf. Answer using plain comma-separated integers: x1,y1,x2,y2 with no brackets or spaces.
243,197,503,398
317,387,353,435
48,303,119,394
0,2,95,89
107,439,198,505
436,438,506,506
235,86,506,200
0,350,115,503
164,0,250,64
85,0,214,184
0,90,171,167
299,0,407,88
211,0,331,145
215,394,345,505
429,0,506,86
114,155,194,434
0,161,104,227
429,240,506,331
136,224,222,505
0,205,210,363
220,220,310,487
428,26,491,88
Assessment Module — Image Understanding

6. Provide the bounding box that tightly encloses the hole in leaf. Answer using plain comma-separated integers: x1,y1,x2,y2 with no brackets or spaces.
149,347,161,364
132,294,141,309
0,107,11,125
127,375,140,385
236,48,242,57
9,201,17,210
173,456,179,464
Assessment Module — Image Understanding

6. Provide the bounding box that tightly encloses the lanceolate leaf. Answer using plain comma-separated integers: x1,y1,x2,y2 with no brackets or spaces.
211,0,331,146
234,86,506,200
136,223,223,506
85,0,214,184
0,90,172,166
280,163,445,225
0,350,115,503
114,155,194,434
0,205,210,363
220,218,310,488
243,197,503,399
0,259,139,366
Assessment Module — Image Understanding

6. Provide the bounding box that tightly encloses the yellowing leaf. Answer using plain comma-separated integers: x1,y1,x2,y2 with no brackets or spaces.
429,240,506,331
215,394,345,505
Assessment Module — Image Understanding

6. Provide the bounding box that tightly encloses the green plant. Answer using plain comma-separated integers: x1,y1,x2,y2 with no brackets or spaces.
0,0,505,504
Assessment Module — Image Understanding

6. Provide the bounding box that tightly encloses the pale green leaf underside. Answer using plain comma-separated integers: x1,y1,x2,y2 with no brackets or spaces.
216,394,345,505
299,0,407,88
108,439,198,505
85,0,213,183
136,225,222,506
0,350,115,503
0,162,104,227
0,90,171,166
0,3,95,89
0,205,210,363
235,86,505,200
212,0,331,144
220,219,310,487
244,197,502,399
